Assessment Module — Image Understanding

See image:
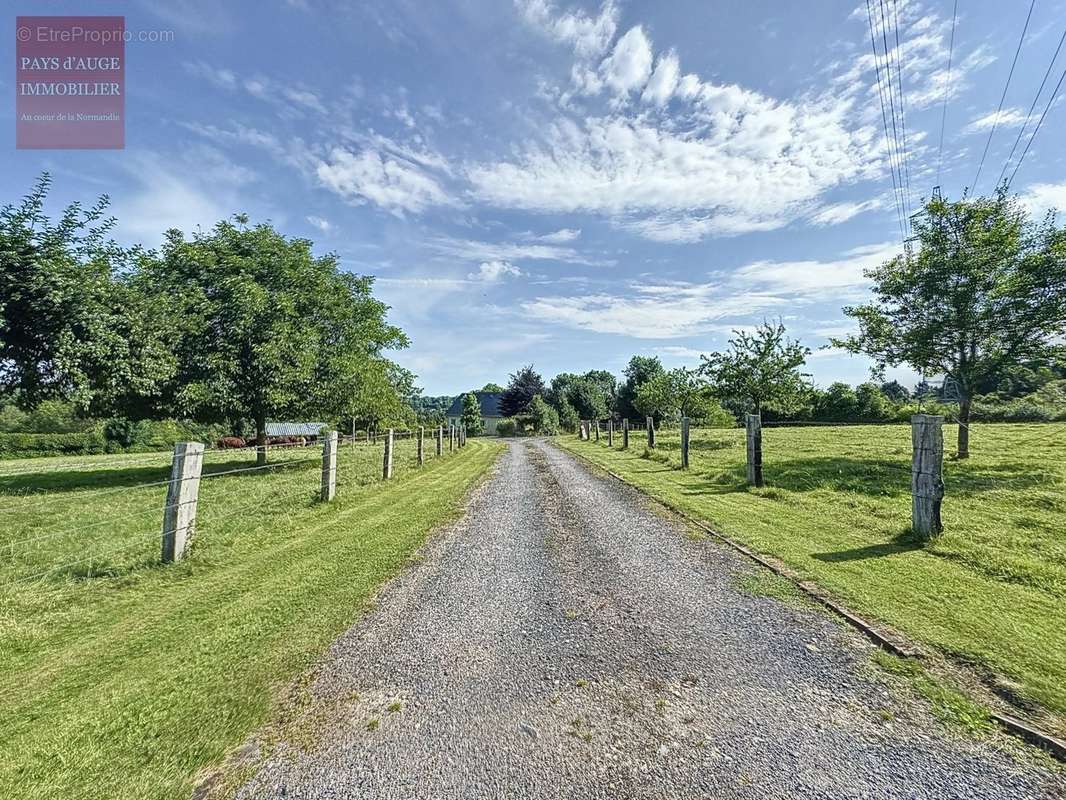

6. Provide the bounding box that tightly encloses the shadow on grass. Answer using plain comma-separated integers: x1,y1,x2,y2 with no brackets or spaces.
811,530,922,563
0,457,318,496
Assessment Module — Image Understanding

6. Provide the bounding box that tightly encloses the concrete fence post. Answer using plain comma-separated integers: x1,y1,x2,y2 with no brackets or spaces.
449,425,455,452
646,416,655,449
436,424,444,457
161,441,205,563
417,426,425,466
594,420,600,442
745,413,763,487
608,419,614,447
382,428,394,480
622,418,629,449
681,417,690,469
321,430,338,502
911,414,945,539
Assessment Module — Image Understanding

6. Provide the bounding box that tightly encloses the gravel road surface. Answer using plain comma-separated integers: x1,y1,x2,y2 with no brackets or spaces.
232,439,1062,799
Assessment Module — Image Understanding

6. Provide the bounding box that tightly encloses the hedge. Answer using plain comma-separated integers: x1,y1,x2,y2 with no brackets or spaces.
0,431,107,459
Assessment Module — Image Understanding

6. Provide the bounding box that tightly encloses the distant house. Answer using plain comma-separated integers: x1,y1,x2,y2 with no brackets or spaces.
265,422,327,441
446,392,504,436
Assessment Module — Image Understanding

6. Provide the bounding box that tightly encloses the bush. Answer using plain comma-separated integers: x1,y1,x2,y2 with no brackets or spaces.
0,431,106,458
496,418,517,437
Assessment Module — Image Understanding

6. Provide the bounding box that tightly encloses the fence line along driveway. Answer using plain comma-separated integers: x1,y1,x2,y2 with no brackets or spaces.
229,439,1062,800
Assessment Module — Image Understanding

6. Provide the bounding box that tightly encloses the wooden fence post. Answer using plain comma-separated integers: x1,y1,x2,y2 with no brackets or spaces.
321,430,338,501
622,418,629,449
161,441,205,563
382,428,394,480
646,417,655,448
436,424,443,456
745,413,763,487
417,426,424,466
681,417,690,469
911,414,944,539
607,419,614,447
594,421,600,442
449,424,455,452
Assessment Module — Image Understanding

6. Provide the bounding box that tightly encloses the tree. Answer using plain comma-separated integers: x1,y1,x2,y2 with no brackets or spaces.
634,367,720,421
480,382,504,392
855,382,893,421
0,174,172,414
557,396,579,432
880,380,911,403
525,394,559,435
566,376,609,421
139,217,407,463
834,190,1066,457
815,382,859,421
699,322,811,417
617,356,664,421
460,392,483,436
581,369,617,417
500,364,546,417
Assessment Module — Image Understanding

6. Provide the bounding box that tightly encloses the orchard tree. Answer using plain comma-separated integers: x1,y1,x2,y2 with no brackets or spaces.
699,322,810,418
500,364,546,417
835,190,1066,457
617,355,664,420
139,216,407,464
0,174,173,414
460,392,484,436
634,368,719,421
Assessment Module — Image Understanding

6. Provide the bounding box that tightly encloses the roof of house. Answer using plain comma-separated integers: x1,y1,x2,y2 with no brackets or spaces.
265,422,327,437
446,392,504,418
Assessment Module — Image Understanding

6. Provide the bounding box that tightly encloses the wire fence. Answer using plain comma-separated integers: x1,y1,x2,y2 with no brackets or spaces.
0,424,471,589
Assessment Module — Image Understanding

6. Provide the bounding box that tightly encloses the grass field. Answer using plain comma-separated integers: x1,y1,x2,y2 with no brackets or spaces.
0,436,502,800
559,422,1066,735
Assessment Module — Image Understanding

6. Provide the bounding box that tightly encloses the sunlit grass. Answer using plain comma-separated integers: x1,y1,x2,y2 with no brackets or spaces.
560,422,1066,733
0,437,502,800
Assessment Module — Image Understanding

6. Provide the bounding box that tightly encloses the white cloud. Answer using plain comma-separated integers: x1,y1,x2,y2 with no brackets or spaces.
537,227,581,242
469,260,523,281
964,107,1029,134
517,0,618,60
306,215,332,232
316,147,454,215
642,51,680,106
184,61,326,117
429,235,611,266
732,241,898,300
600,26,654,95
1020,182,1066,218
808,198,883,226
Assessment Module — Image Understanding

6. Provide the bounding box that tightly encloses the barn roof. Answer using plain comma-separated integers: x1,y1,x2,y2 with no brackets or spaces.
265,422,327,437
446,392,504,417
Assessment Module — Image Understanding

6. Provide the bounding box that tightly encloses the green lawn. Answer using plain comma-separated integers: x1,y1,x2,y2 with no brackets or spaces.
0,436,502,800
559,423,1066,734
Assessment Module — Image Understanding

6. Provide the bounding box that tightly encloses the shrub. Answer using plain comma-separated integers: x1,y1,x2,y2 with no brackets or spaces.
496,418,517,437
0,431,106,458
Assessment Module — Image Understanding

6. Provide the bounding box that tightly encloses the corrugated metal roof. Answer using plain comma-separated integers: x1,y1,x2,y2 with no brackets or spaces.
265,422,327,437
446,392,504,418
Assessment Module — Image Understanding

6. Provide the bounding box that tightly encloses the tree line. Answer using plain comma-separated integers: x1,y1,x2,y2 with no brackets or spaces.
1,175,416,464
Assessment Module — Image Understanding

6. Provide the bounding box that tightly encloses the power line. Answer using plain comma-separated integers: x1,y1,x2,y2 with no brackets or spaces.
937,0,959,185
882,0,912,223
1006,62,1066,188
972,0,1036,192
866,0,909,243
998,27,1066,187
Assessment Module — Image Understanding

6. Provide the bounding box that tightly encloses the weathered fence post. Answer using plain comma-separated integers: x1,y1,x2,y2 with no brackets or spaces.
382,428,394,480
436,424,443,456
911,414,944,539
681,417,690,469
320,430,338,501
594,420,600,442
578,420,585,440
417,426,425,466
607,419,614,447
646,416,655,448
161,441,205,563
745,413,763,487
449,424,455,452
622,418,629,449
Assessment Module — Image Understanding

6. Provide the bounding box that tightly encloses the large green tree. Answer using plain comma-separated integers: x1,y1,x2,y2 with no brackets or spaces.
0,175,172,414
699,322,810,418
835,191,1066,457
617,355,664,421
460,392,484,436
139,216,407,463
634,367,721,421
500,364,546,417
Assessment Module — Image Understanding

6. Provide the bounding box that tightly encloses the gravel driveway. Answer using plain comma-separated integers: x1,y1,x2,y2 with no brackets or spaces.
232,439,1062,799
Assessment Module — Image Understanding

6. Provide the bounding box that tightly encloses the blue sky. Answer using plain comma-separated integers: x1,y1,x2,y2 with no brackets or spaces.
5,0,1066,395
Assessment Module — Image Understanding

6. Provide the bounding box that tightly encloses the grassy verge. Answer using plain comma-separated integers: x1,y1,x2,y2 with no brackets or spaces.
0,438,502,800
558,423,1066,735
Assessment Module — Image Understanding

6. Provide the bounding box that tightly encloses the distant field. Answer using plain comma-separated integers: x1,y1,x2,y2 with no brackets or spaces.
0,437,503,800
559,423,1066,735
